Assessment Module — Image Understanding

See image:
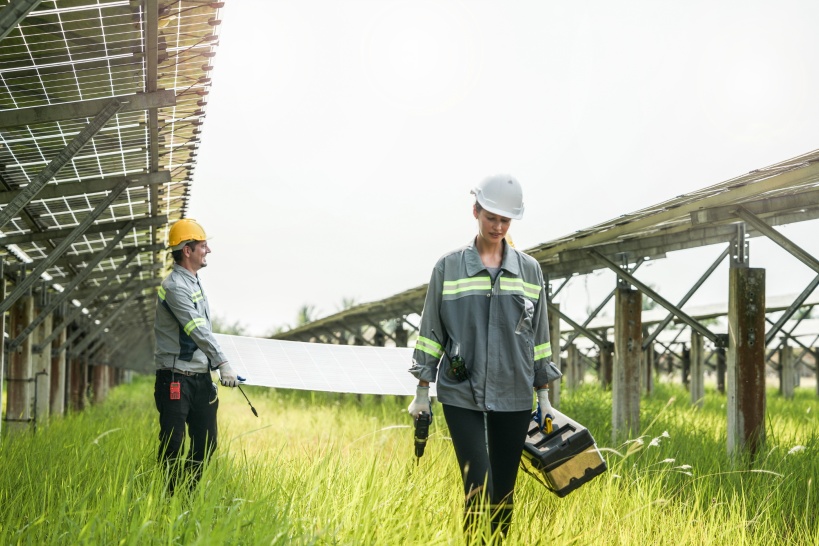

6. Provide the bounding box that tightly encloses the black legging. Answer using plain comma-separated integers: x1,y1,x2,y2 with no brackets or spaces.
442,404,532,538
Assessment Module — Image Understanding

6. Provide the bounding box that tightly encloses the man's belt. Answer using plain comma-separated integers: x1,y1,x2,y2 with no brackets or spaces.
157,368,210,377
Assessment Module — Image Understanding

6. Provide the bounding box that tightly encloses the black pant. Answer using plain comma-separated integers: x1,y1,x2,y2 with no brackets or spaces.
442,404,532,541
154,370,218,492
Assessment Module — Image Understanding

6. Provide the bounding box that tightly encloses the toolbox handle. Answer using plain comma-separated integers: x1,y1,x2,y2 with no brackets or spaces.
533,422,576,447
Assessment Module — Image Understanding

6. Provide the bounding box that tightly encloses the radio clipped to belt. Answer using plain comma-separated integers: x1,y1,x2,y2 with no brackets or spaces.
170,381,181,400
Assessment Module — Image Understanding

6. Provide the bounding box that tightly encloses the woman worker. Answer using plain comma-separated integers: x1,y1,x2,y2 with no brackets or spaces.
408,175,562,543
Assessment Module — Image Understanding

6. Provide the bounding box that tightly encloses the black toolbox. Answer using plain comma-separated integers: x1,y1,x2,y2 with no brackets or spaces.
520,409,607,497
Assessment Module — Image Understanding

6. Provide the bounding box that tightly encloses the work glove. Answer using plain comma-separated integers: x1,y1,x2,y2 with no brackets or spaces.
408,386,431,417
536,388,554,433
217,362,239,388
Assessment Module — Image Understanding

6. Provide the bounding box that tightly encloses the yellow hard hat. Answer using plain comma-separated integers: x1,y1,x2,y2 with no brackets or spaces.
168,218,207,250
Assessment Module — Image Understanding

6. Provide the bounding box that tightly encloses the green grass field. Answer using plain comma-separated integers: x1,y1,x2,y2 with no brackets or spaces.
1,376,817,545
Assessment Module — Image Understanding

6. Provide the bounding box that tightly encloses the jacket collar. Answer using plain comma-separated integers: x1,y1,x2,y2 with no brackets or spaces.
172,263,198,281
465,237,521,277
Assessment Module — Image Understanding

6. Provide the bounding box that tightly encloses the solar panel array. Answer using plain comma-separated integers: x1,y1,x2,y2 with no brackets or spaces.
0,0,224,370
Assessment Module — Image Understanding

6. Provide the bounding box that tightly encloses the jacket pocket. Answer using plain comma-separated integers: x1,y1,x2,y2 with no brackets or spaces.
514,296,535,338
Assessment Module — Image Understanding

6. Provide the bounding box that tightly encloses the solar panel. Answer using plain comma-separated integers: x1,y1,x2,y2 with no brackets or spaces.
215,334,436,397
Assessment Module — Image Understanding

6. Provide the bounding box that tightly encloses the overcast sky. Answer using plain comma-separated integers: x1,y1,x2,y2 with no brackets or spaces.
189,0,819,337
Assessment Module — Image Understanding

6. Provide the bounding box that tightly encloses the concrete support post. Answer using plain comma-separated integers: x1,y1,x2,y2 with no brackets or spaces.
566,344,580,391
690,331,705,408
32,314,52,428
613,287,642,442
548,302,562,408
576,346,586,386
780,344,795,400
92,365,109,404
599,343,613,390
600,330,614,389
69,357,87,411
394,325,408,348
641,341,654,395
716,345,727,394
7,296,34,432
50,329,67,416
727,267,766,457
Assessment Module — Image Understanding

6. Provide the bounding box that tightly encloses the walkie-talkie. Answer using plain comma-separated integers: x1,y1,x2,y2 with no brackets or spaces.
414,411,432,462
430,329,469,382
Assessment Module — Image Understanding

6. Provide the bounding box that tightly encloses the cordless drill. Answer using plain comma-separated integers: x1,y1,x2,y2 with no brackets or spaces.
414,411,432,462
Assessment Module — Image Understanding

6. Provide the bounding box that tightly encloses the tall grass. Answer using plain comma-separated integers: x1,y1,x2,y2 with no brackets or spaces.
1,377,816,545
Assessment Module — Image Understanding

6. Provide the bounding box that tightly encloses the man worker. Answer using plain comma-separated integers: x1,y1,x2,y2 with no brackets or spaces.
154,218,240,493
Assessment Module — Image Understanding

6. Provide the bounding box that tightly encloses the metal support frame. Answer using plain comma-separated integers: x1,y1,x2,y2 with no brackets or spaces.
765,317,819,361
4,243,164,273
643,247,730,350
401,316,419,333
563,259,645,348
7,221,136,351
0,215,164,247
95,328,142,363
76,261,164,287
0,171,169,207
547,302,610,350
588,249,719,343
145,0,161,269
795,334,819,373
550,275,572,298
765,276,819,345
60,286,141,356
655,336,685,364
364,318,398,344
0,178,130,315
731,222,749,267
34,249,140,353
735,206,819,275
0,0,42,42
0,91,175,129
339,324,376,346
0,99,124,231
71,292,141,355
320,328,347,344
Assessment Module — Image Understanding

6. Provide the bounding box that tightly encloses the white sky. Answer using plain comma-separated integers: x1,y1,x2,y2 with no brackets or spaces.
189,0,819,337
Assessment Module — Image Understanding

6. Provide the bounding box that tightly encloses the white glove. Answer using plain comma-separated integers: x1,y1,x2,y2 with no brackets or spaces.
217,362,239,388
537,388,554,430
408,386,431,417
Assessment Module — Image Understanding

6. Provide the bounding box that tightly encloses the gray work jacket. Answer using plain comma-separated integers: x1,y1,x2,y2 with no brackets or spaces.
409,238,562,412
154,264,227,373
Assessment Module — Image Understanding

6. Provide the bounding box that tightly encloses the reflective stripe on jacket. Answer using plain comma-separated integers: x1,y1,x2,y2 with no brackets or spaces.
154,263,227,372
409,238,562,412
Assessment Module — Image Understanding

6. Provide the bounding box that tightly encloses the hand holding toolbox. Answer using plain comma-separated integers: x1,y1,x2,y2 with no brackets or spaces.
520,408,607,497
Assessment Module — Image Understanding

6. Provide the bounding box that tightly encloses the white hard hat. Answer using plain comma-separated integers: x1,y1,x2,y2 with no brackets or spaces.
471,174,524,220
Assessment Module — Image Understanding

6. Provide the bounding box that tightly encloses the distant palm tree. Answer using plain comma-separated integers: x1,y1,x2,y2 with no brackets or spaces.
296,304,318,326
337,297,356,311
211,314,248,336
